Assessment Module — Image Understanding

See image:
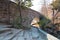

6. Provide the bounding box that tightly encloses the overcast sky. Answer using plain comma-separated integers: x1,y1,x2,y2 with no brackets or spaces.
32,0,52,5
11,0,53,12
30,0,53,12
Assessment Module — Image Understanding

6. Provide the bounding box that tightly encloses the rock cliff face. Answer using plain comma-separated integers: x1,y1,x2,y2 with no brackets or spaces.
0,0,19,24
0,0,10,23
0,0,42,27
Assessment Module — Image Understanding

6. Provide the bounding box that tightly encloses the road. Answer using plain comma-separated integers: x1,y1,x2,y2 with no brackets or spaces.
0,25,59,40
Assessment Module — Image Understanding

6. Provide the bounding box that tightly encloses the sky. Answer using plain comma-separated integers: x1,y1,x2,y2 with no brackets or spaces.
11,0,53,12
30,0,53,12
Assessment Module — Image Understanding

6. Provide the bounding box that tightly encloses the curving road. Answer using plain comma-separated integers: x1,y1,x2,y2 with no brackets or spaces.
0,25,59,40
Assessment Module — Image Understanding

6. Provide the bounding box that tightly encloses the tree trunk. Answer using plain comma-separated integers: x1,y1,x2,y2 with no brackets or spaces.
52,9,54,24
18,0,22,26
